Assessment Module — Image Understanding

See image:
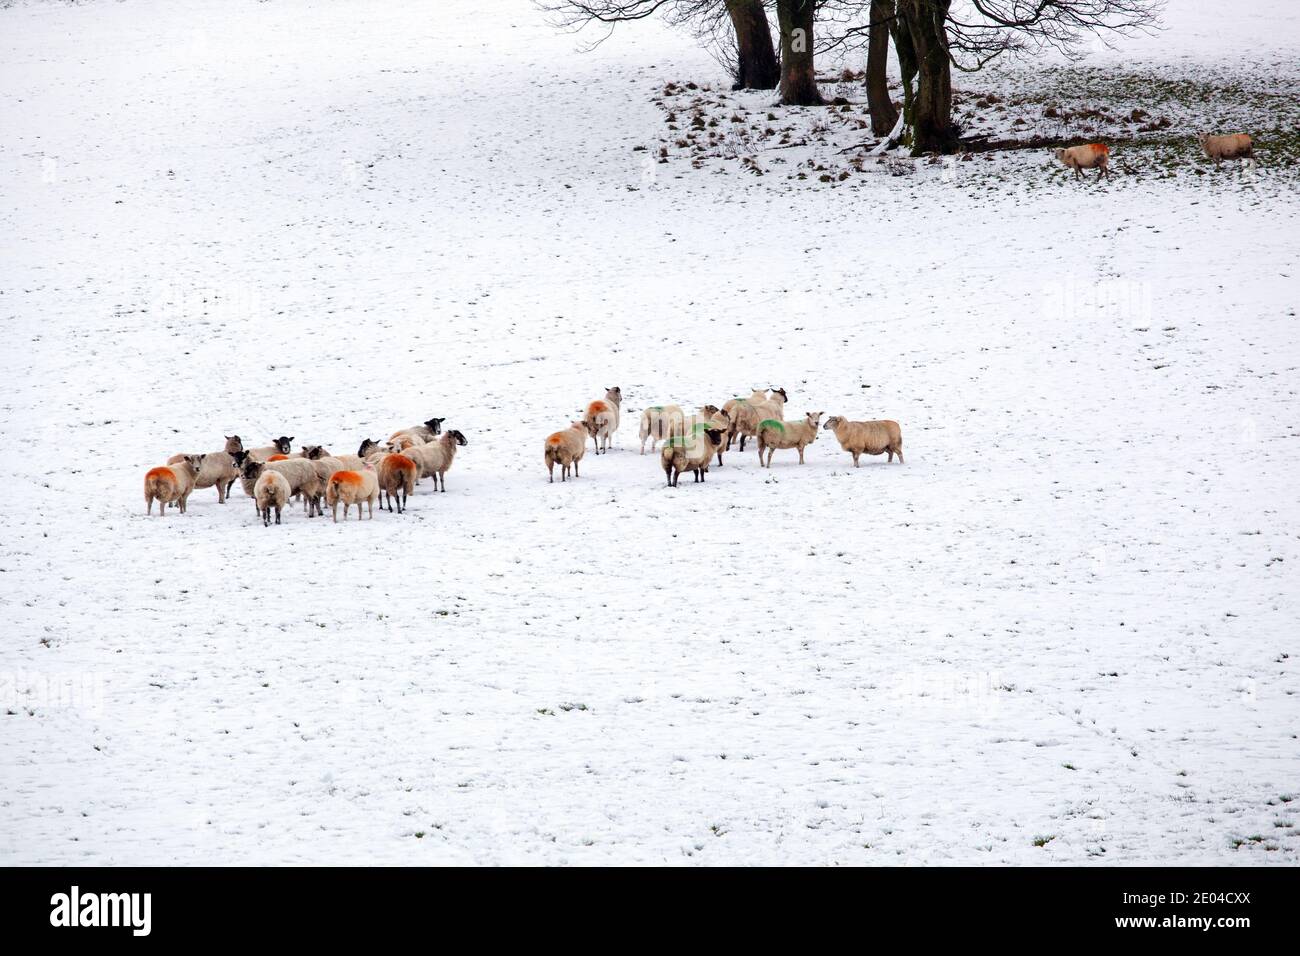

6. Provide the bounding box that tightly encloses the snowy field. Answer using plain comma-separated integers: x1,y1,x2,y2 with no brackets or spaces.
1,0,1297,864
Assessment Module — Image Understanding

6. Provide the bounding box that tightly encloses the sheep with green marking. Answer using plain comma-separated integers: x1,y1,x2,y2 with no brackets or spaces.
726,387,787,451
660,418,724,487
756,412,823,467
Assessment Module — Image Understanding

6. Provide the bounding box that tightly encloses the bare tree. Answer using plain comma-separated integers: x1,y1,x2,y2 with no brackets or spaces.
776,0,826,105
865,0,898,134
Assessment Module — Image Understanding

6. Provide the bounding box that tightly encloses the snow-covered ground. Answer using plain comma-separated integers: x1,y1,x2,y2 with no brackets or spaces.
0,0,1296,864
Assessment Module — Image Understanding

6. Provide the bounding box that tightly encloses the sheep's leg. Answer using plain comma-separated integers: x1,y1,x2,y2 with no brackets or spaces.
331,502,338,523
146,494,153,516
853,453,861,467
275,505,282,525
798,447,805,464
896,447,904,464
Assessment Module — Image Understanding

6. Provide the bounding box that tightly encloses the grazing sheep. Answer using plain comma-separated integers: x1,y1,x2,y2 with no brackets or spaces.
254,470,291,527
1054,143,1110,179
247,436,294,462
660,420,724,487
822,416,903,466
756,412,823,467
143,454,205,515
544,422,588,482
403,430,468,492
583,387,622,454
325,467,379,522
377,453,418,513
729,388,788,451
167,435,244,503
389,418,445,446
638,404,685,455
240,458,326,517
1198,132,1254,165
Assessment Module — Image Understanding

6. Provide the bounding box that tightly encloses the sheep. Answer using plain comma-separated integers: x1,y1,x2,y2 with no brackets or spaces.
660,419,724,487
246,436,295,462
330,439,385,471
822,416,904,466
756,412,823,467
698,405,731,467
240,458,326,517
143,454,205,515
638,404,685,455
403,430,467,491
254,470,291,527
166,435,244,503
377,453,418,513
729,387,788,451
325,466,379,522
1054,143,1110,179
1198,132,1254,166
721,389,769,451
389,417,445,446
544,422,587,482
583,386,622,454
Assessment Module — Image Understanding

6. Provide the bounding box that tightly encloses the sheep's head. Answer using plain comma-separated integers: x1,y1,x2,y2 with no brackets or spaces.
823,416,843,431
582,419,600,438
304,445,328,460
273,436,294,454
770,387,788,402
1196,132,1209,146
606,386,622,403
1053,148,1067,162
182,454,206,473
704,427,723,446
424,417,445,434
224,435,243,454
700,404,720,418
806,412,824,432
231,450,249,468
358,439,381,457
448,430,468,447
241,459,265,480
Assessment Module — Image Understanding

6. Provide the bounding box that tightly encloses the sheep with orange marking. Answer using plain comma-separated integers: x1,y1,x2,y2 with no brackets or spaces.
377,453,418,513
582,387,622,454
1198,132,1254,166
254,470,291,527
822,416,903,466
325,467,379,522
1054,143,1110,179
330,439,385,472
544,422,587,483
143,455,206,516
403,429,468,492
166,435,245,504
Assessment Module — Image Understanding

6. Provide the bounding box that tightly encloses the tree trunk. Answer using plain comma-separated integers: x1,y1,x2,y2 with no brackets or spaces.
896,0,958,154
865,0,898,135
726,0,779,90
889,0,918,148
776,0,823,106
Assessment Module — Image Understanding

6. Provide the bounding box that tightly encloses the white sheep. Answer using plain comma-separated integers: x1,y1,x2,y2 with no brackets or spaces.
254,470,292,526
544,422,587,482
756,412,823,467
166,435,244,504
143,455,205,515
330,439,385,471
1054,143,1110,179
728,388,787,451
722,389,770,451
638,404,685,455
389,417,445,446
240,458,326,517
583,387,622,454
1198,132,1253,165
660,419,724,486
822,416,903,466
325,466,379,521
402,429,468,492
246,436,295,462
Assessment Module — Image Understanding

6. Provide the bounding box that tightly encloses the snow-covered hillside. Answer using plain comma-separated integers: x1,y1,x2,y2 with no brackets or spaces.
0,0,1296,864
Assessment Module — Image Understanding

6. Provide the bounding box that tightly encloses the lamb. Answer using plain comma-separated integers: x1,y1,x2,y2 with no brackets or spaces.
254,470,291,527
1198,132,1253,165
756,412,824,467
402,429,468,492
822,416,904,466
660,420,724,487
166,435,245,504
143,454,205,515
544,422,587,482
389,417,445,446
1054,143,1110,179
325,466,379,522
240,458,326,517
583,386,622,454
246,436,295,462
377,453,418,513
638,404,685,454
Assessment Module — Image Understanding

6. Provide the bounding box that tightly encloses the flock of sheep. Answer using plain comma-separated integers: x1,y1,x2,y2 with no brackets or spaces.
545,386,902,487
1053,132,1256,179
142,388,904,525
